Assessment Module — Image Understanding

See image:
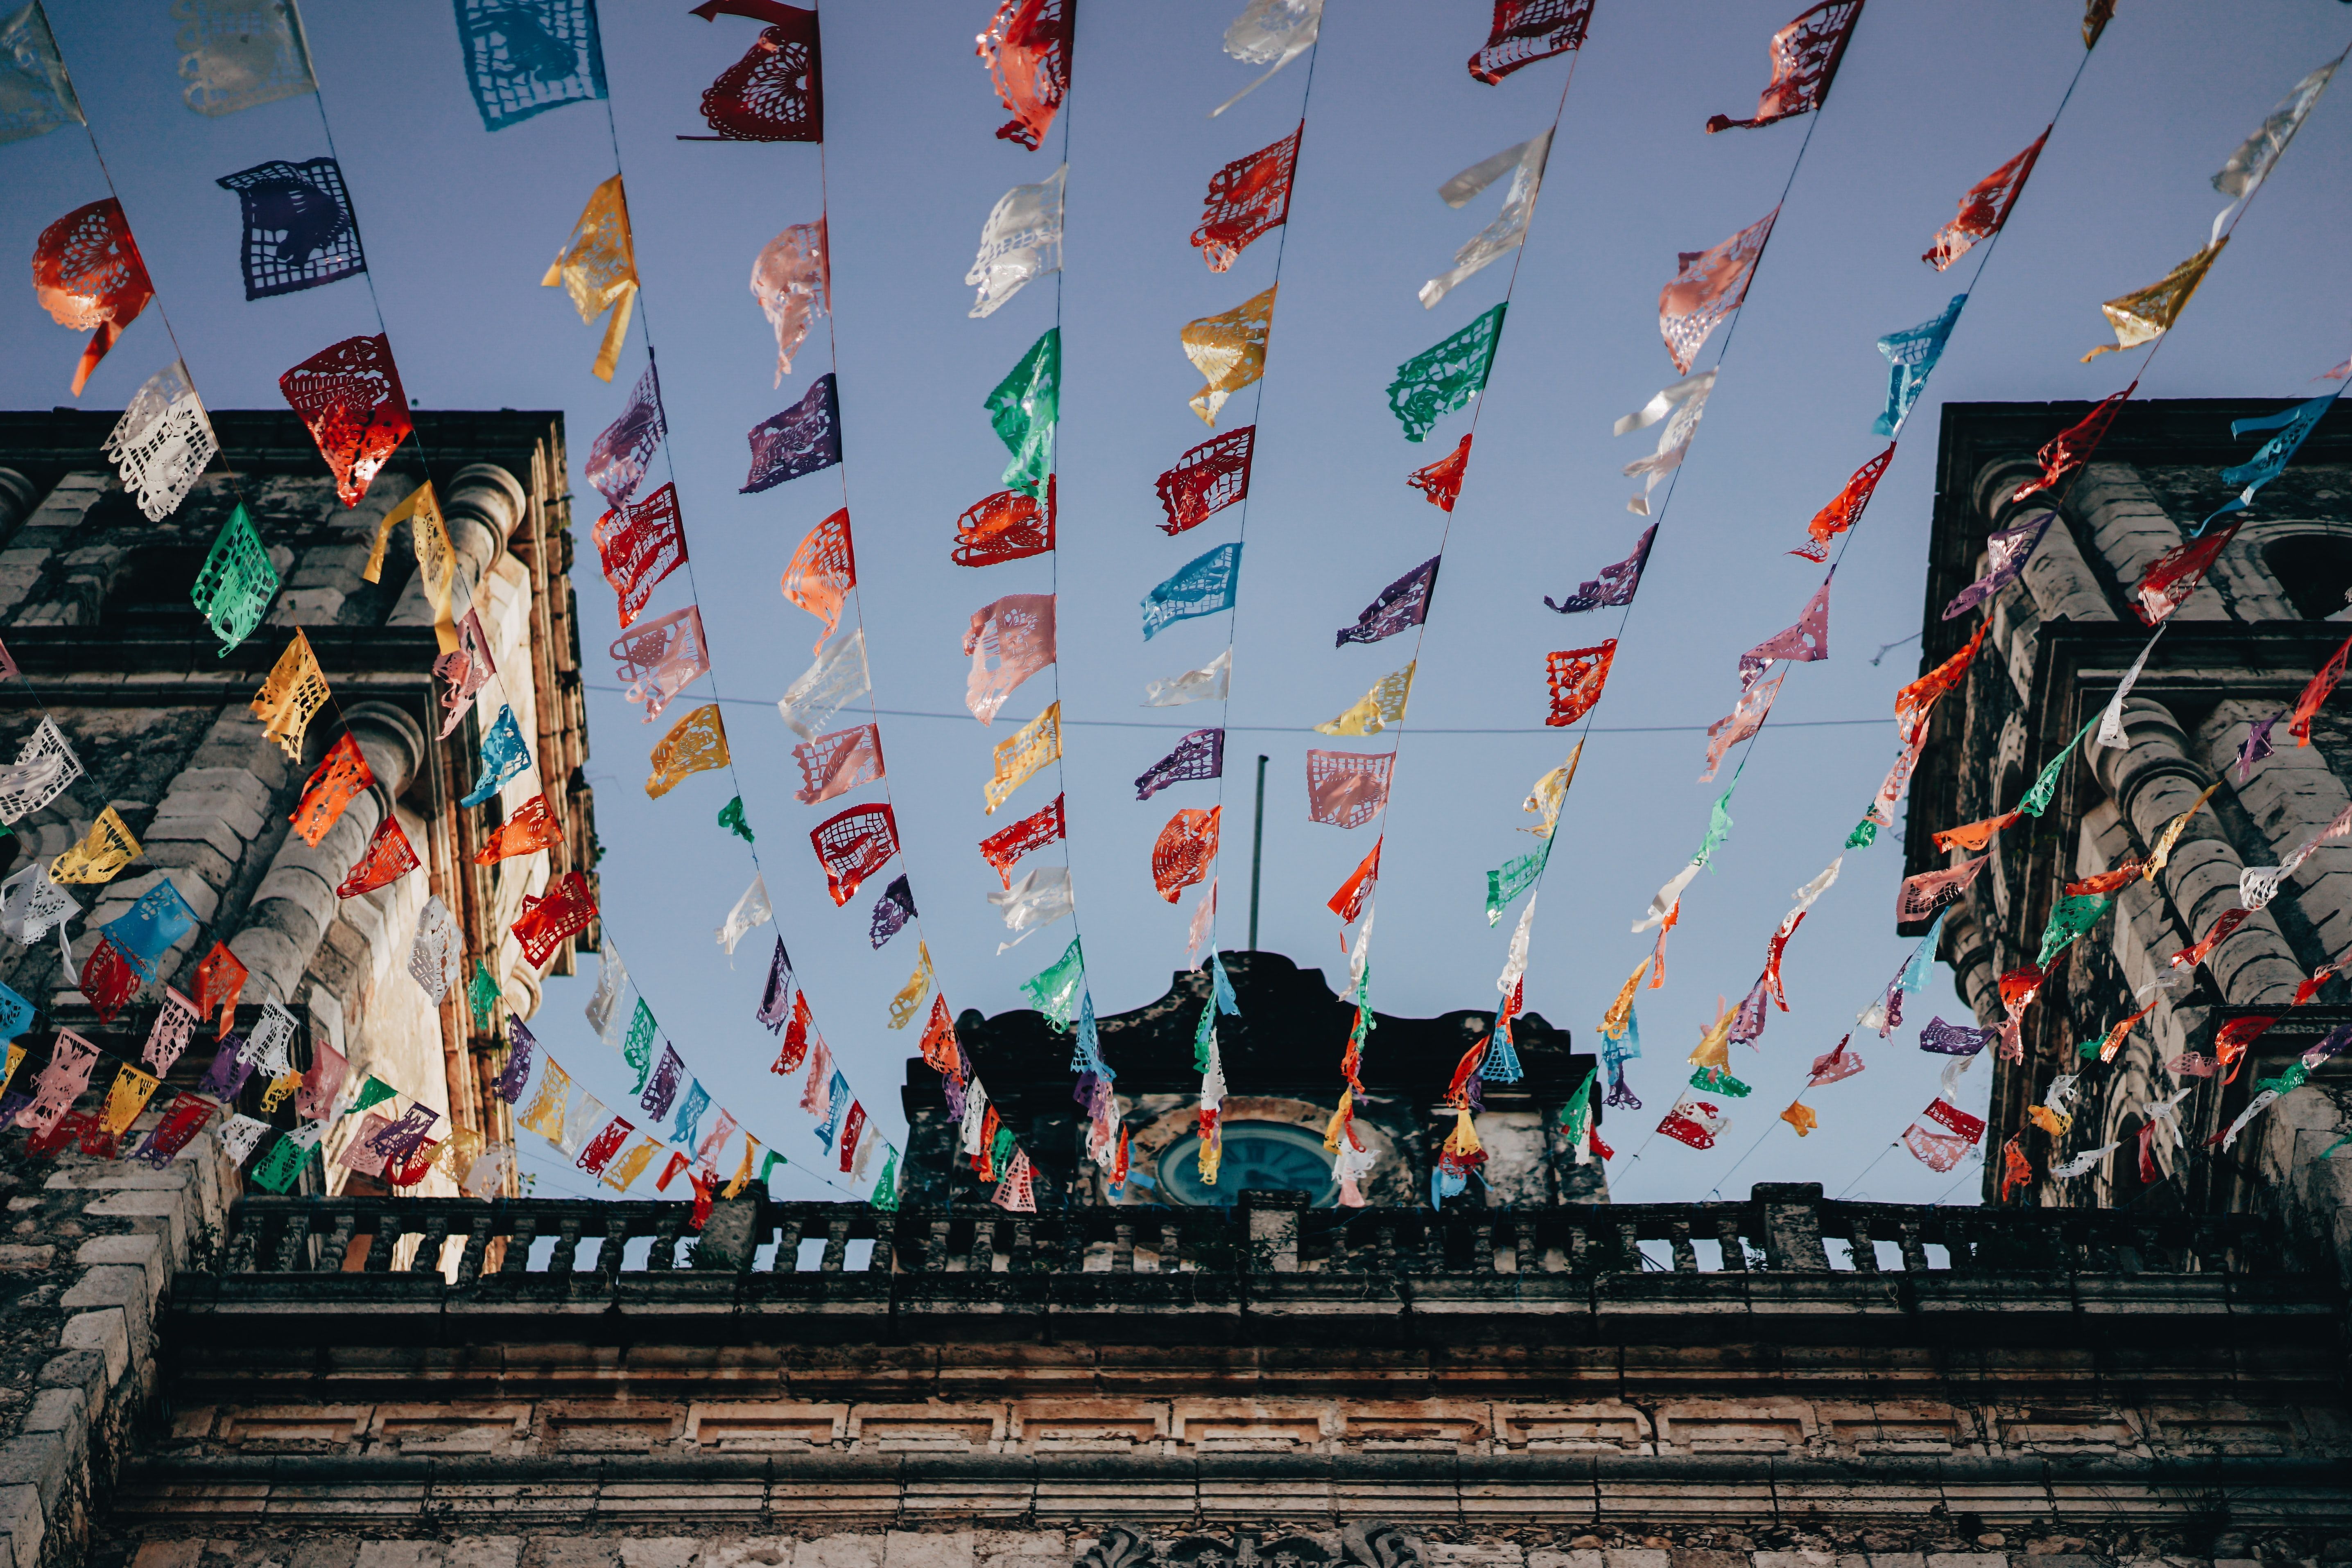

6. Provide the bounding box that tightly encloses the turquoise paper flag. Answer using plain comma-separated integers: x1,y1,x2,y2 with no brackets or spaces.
1142,543,1242,640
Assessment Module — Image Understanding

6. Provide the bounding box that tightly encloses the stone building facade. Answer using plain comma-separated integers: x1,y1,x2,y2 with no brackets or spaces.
1904,398,2351,1243
0,408,594,1197
917,952,1607,1210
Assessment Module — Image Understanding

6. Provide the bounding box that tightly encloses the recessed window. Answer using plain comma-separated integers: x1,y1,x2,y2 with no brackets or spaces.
2262,534,2352,620
1155,1121,1337,1208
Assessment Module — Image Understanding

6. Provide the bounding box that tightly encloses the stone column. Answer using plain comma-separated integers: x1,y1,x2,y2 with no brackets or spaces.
2087,698,2299,1003
227,703,424,1006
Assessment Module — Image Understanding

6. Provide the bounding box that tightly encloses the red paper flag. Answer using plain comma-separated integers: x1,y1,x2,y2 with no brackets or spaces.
2067,861,2143,897
1933,810,2020,854
1151,806,1220,903
837,1101,866,1173
2011,382,2135,504
474,794,564,865
79,935,142,1025
1660,211,1775,374
781,507,856,653
1705,1,1865,133
2289,628,2352,747
336,814,420,898
953,478,1055,566
810,803,898,906
576,1115,634,1177
976,0,1070,150
595,483,688,628
1921,1096,1986,1144
1544,641,1616,727
2134,522,2239,626
792,724,884,807
771,990,816,1076
1154,430,1253,536
978,793,1065,886
1999,1136,2034,1202
691,1,822,142
194,942,247,1040
1925,128,2049,271
290,732,374,848
1192,125,1302,271
1789,444,1892,562
1407,434,1473,513
511,872,598,968
2169,908,2252,972
279,334,413,507
1305,750,1393,829
33,199,154,396
1467,0,1594,84
919,994,961,1076
1328,836,1382,923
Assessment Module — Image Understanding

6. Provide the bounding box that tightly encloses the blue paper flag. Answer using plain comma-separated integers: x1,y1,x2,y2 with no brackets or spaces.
2198,389,2345,535
668,1078,710,1146
102,881,198,979
453,0,608,131
816,1069,851,1153
0,981,31,1044
1142,544,1242,640
1873,294,1965,438
460,705,532,807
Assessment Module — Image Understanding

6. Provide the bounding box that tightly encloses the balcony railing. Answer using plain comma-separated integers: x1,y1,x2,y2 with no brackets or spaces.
202,1182,2301,1284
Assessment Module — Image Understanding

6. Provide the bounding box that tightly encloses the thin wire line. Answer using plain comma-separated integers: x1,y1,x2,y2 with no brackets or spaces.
581,685,1894,732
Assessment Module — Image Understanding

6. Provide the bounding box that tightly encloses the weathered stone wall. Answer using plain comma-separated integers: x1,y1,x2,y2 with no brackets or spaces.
0,1131,233,1568
1909,402,2352,1221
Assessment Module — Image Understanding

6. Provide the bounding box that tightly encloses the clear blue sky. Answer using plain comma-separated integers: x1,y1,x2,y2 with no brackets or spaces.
7,1,2349,1207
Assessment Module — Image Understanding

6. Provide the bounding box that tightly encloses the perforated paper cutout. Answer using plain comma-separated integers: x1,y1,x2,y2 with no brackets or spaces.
1194,127,1300,272
32,198,151,395
251,630,329,761
1156,429,1254,535
1468,0,1592,83
1305,750,1393,829
191,504,278,657
692,1,821,143
1389,305,1505,442
454,0,606,130
743,373,840,492
595,483,686,628
588,364,665,509
977,0,1069,148
1181,289,1275,427
987,330,1060,496
792,724,883,807
751,218,828,384
279,334,412,506
968,166,1064,319
1704,1,1863,133
781,508,856,654
1659,212,1773,373
104,361,216,521
811,803,898,907
217,157,364,299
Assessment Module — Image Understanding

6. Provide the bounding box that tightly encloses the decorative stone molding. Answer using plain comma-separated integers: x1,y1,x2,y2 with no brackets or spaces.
1074,1527,1423,1568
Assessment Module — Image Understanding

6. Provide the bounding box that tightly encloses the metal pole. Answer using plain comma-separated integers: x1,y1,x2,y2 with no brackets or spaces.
1248,755,1268,950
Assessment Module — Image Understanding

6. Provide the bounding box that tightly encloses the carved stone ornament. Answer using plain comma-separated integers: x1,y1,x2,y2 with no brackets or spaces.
1075,1526,1420,1568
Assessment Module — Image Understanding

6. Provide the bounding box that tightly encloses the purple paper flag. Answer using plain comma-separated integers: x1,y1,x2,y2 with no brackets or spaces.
1337,557,1439,647
1941,513,2050,621
1135,728,1225,801
742,373,841,493
641,1043,685,1120
1919,1016,1995,1056
868,874,917,950
1547,525,1656,615
495,1017,536,1103
756,938,794,1033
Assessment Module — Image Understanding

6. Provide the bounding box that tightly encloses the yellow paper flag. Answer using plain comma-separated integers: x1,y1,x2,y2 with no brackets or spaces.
1687,996,1734,1070
2144,781,2222,881
2083,239,2226,361
543,174,640,382
251,630,330,762
648,704,730,800
1522,741,1583,838
985,700,1061,814
98,1065,160,1137
51,807,140,886
516,1057,572,1146
1181,285,1276,425
602,1135,660,1193
1780,1100,1817,1137
887,942,934,1030
1316,663,1414,737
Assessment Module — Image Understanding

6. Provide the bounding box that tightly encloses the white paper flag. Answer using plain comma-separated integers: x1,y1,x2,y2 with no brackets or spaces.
1145,647,1230,707
1212,0,1322,116
716,874,773,958
1616,370,1716,515
777,628,870,741
990,865,1073,953
1420,130,1553,309
968,166,1065,319
104,362,217,521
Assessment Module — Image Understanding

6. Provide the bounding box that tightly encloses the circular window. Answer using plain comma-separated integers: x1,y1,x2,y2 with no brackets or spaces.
1154,1121,1339,1208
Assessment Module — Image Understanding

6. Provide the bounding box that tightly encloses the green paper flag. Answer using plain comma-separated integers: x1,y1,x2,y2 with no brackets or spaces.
1845,812,1878,850
1194,1001,1217,1073
988,1123,1019,1173
467,960,500,1028
2036,893,2111,968
2020,716,2100,820
986,328,1060,498
248,1129,321,1193
623,999,657,1094
343,1076,398,1117
870,1147,900,1211
1486,842,1549,926
1690,1064,1753,1098
718,797,755,844
191,503,280,657
1387,303,1507,443
1558,1068,1596,1141
1695,788,1736,870
1020,938,1086,1029
758,1149,788,1183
